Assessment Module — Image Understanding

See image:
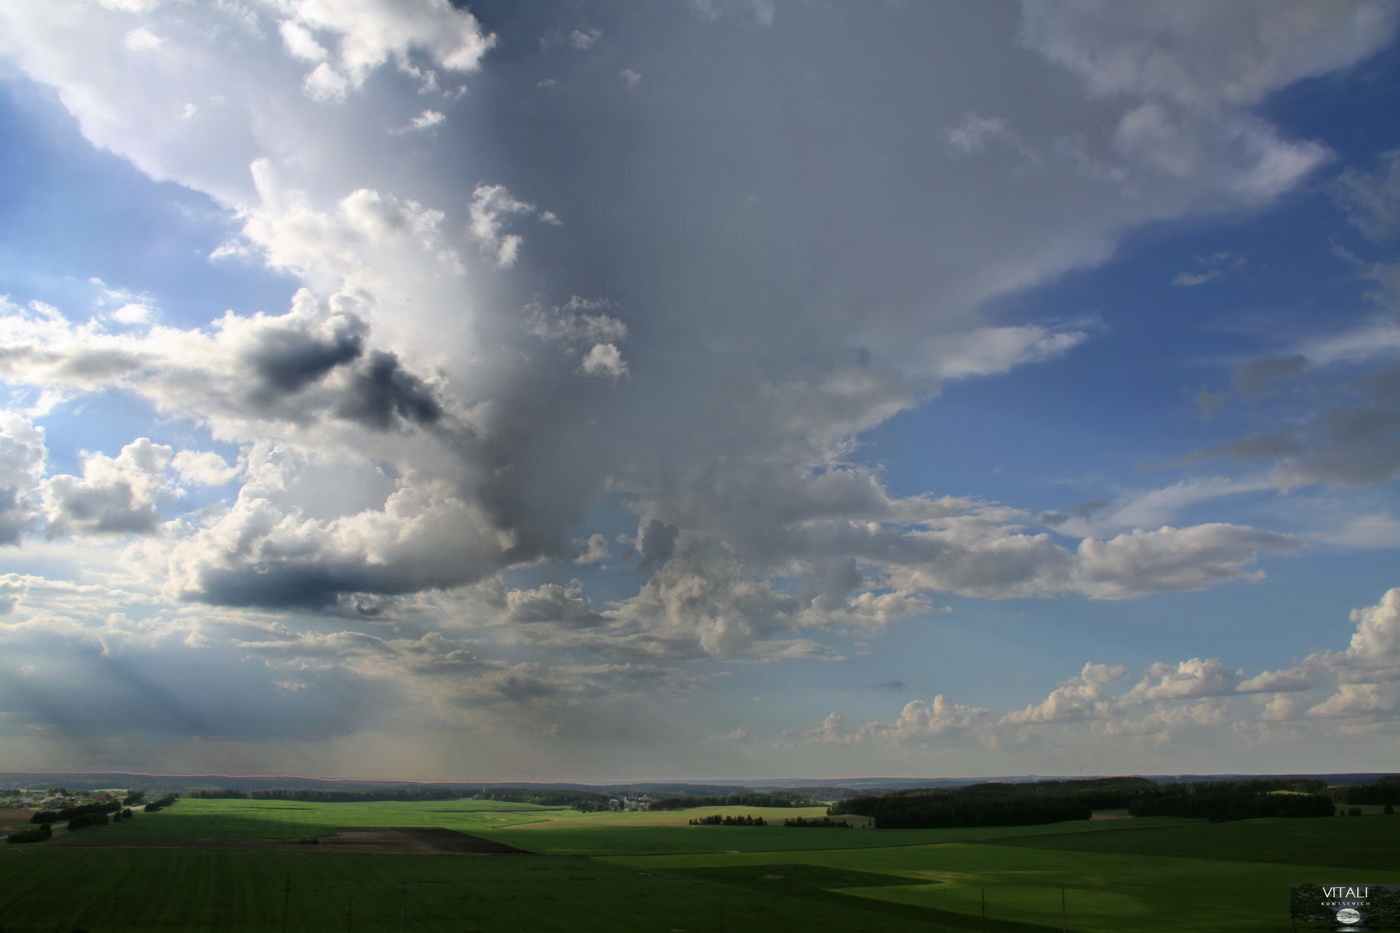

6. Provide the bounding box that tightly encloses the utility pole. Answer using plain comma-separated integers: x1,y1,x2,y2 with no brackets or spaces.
282,873,292,933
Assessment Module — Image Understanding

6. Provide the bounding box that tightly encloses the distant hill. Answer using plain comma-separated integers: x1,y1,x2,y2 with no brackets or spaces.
2,771,1394,799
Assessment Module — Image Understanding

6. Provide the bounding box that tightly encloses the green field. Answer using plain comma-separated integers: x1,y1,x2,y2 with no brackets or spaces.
67,797,559,841
1,798,1393,931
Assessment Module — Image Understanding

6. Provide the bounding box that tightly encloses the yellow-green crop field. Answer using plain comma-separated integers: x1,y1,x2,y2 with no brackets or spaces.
0,798,1392,931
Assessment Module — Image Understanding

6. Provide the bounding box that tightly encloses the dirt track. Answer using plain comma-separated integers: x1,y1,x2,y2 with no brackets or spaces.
54,827,530,855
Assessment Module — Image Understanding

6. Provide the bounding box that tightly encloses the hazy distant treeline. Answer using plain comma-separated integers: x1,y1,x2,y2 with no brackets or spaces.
649,792,818,811
1328,774,1400,805
187,786,615,810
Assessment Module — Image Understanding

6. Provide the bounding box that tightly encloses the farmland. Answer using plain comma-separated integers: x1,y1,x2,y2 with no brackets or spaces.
0,797,1392,931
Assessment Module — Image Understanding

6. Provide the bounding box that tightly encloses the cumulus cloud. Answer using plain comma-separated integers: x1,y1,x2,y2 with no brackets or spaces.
804,696,987,746
42,438,173,538
0,2,1395,772
574,533,610,564
0,574,28,613
829,587,1400,748
271,0,493,102
579,343,628,379
468,183,534,268
0,291,449,439
0,414,46,544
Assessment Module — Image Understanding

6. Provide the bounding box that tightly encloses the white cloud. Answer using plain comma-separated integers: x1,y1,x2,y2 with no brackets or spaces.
1002,662,1127,724
574,533,610,564
171,450,241,487
1069,524,1302,598
468,183,533,268
804,696,987,746
278,20,329,63
568,27,602,51
271,0,494,101
123,26,163,52
408,109,443,130
579,343,628,379
924,325,1087,381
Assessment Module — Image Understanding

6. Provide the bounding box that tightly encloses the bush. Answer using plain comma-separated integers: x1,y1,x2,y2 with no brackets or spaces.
6,824,51,844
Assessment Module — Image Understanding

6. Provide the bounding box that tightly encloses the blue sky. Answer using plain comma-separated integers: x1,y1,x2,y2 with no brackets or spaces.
0,0,1398,782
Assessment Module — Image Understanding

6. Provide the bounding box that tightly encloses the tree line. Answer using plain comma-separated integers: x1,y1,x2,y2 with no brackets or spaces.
783,816,851,828
688,814,768,826
1327,774,1400,805
828,776,1340,829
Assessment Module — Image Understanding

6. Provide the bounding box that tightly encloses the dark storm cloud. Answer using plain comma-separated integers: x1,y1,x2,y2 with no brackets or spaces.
247,318,364,396
635,519,679,575
191,557,464,610
1233,354,1307,395
334,350,444,430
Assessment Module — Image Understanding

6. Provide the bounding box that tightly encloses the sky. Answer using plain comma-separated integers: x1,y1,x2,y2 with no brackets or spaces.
0,0,1398,783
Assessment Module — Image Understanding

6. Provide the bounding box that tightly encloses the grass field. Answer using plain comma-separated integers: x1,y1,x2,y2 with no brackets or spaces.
978,812,1400,871
482,805,1188,856
1,798,1393,931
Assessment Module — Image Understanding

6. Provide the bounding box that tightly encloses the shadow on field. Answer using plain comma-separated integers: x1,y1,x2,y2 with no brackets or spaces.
669,864,1064,933
55,826,532,855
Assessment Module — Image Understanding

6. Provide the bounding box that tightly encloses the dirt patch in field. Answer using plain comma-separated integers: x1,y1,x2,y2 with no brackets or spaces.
53,827,529,856
0,809,37,833
316,827,529,854
1090,809,1132,820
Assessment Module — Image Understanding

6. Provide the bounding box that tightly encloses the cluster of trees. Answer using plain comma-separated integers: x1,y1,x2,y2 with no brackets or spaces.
651,793,811,811
143,793,179,812
1328,775,1400,806
783,817,851,828
688,814,768,826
